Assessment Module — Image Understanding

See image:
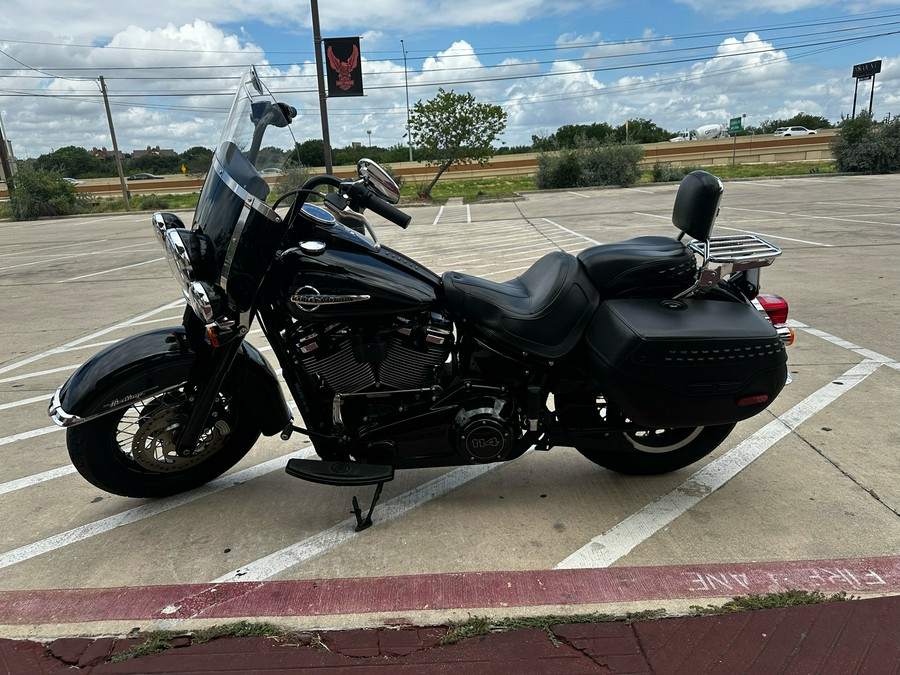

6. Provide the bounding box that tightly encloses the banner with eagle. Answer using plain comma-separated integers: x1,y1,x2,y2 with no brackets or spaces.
324,37,363,97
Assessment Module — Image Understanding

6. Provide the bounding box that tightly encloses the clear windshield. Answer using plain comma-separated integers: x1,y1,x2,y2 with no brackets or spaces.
193,68,296,243
191,68,298,313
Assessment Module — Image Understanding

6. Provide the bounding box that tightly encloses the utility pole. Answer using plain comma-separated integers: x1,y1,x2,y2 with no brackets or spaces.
310,0,333,174
401,39,413,162
0,110,13,189
99,76,130,211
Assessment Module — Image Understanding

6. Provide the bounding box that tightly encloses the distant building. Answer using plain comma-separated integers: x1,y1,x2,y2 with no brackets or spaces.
132,145,177,159
91,147,123,160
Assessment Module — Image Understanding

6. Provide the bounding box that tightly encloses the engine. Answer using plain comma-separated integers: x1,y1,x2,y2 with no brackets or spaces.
291,311,453,395
450,395,520,463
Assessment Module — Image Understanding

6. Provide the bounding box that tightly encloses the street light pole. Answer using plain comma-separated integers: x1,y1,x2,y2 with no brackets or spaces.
401,39,413,162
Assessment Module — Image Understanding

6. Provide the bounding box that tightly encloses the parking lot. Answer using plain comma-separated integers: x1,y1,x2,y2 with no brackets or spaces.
1,173,898,636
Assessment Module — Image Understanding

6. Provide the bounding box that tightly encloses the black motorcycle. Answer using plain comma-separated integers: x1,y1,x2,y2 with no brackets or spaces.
49,68,792,530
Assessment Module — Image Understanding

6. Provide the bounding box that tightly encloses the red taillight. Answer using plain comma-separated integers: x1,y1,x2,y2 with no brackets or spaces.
757,293,789,324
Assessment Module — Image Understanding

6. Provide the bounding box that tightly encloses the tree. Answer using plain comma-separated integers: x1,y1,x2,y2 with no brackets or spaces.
616,118,673,144
181,146,214,174
291,139,326,168
34,146,101,178
757,114,832,134
408,88,507,199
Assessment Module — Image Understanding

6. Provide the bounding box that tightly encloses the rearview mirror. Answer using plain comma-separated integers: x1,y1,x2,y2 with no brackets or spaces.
357,159,401,205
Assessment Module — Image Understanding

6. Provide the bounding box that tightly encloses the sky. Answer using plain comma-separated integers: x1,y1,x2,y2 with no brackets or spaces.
1,0,899,160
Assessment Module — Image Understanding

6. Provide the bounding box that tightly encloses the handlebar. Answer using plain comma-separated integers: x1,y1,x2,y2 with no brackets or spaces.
352,187,412,229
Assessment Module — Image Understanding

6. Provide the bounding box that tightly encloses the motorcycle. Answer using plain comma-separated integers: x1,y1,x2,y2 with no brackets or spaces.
49,68,793,530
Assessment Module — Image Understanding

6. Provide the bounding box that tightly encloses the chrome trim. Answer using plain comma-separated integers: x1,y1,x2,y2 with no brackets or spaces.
219,201,252,292
212,154,281,222
48,384,184,428
290,285,371,312
48,388,83,427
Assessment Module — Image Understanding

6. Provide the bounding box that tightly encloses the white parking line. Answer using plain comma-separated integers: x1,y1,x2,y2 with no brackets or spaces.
0,466,77,497
555,359,882,569
541,219,602,246
0,447,314,572
214,463,502,583
0,298,183,376
60,257,165,283
0,425,63,447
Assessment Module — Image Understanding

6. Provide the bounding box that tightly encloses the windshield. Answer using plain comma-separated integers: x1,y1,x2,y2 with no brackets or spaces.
191,68,298,313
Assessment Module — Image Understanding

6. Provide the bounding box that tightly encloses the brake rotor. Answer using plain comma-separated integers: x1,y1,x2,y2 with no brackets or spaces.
131,402,229,472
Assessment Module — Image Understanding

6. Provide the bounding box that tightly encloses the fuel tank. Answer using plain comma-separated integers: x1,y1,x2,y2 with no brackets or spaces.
273,241,442,321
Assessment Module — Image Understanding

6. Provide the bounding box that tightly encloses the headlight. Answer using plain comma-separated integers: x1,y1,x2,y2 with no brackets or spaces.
158,227,222,323
186,281,224,324
161,228,217,285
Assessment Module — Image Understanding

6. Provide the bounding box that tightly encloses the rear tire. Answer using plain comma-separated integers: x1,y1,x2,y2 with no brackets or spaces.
555,393,735,475
67,377,260,498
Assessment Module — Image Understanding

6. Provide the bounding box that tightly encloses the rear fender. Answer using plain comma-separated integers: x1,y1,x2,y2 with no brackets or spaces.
49,326,290,436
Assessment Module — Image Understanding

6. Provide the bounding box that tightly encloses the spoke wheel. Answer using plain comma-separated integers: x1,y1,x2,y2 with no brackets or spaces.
68,380,260,498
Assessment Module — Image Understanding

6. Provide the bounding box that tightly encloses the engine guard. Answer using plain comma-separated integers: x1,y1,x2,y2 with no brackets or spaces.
48,325,290,436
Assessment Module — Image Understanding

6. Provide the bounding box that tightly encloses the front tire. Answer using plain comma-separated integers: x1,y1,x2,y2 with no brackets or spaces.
555,393,734,475
67,379,260,498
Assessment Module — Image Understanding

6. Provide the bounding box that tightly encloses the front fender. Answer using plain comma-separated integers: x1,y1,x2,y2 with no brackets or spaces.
49,326,290,436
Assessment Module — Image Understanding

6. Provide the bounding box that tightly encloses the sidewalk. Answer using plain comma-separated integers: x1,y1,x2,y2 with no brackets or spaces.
3,594,899,674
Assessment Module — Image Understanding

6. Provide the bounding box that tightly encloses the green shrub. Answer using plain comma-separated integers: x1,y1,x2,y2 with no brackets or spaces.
830,112,900,174
651,163,703,182
136,194,170,210
8,167,88,220
534,149,582,189
535,143,644,190
578,144,644,187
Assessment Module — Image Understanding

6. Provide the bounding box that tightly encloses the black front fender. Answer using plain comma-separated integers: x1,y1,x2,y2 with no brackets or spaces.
49,326,290,436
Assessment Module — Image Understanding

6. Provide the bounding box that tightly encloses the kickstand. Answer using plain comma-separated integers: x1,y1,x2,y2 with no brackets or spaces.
351,482,385,532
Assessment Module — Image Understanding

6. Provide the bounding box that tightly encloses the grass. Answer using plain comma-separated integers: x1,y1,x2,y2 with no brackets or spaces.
688,590,854,616
109,621,285,662
106,589,855,662
441,609,665,645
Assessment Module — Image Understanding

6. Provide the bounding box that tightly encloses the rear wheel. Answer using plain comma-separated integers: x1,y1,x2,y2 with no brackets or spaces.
555,393,734,475
67,378,260,498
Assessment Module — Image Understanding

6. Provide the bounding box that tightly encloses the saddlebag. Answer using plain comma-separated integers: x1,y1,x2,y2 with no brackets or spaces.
584,298,787,427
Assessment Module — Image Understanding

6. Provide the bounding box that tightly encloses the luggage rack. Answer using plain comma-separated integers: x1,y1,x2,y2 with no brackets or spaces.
688,234,782,273
677,234,782,298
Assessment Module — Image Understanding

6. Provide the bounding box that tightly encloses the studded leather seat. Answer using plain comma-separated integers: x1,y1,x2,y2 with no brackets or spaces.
442,251,598,360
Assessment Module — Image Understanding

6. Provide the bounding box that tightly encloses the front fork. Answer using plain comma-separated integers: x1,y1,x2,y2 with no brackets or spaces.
175,309,247,454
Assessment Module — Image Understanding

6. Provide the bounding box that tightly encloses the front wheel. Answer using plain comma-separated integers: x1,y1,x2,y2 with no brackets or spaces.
555,393,735,475
67,379,261,498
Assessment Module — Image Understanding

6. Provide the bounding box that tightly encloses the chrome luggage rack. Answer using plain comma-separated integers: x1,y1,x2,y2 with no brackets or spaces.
689,234,782,272
677,234,782,298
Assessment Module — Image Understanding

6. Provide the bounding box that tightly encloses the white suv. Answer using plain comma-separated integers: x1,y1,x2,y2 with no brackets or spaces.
774,126,817,136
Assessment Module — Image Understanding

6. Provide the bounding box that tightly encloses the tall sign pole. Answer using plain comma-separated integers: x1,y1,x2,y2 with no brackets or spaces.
99,76,130,211
851,60,882,118
310,0,333,174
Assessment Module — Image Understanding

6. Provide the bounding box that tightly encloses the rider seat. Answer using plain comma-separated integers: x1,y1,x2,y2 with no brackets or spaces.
576,236,697,299
442,251,598,360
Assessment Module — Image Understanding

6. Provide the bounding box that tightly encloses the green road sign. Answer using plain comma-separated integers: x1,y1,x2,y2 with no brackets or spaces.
729,117,743,133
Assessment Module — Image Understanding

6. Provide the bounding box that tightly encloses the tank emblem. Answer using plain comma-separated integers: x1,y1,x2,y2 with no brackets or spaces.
291,286,371,312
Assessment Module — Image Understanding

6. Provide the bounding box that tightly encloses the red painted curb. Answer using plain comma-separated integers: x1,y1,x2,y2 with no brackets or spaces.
2,556,897,626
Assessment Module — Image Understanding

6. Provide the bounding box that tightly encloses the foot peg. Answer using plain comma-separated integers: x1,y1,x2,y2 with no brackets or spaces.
285,458,394,531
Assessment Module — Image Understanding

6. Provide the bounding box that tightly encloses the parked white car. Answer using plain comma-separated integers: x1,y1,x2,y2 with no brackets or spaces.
774,126,817,137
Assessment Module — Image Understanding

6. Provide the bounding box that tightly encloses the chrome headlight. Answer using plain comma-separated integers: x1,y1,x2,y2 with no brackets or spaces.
158,226,221,322
161,228,217,286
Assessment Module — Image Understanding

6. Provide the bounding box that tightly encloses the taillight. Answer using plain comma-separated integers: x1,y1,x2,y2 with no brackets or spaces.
757,293,789,324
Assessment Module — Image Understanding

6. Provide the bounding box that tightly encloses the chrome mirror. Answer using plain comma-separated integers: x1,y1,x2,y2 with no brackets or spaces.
357,158,401,205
